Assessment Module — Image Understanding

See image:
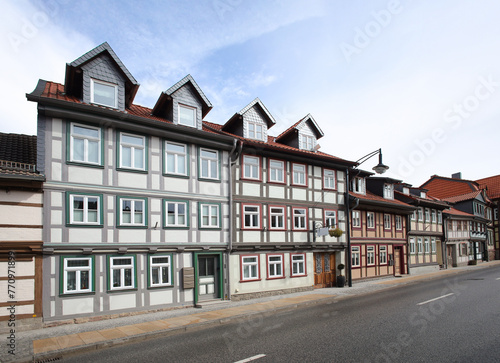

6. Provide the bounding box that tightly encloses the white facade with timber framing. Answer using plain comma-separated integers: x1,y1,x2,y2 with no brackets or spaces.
26,43,234,322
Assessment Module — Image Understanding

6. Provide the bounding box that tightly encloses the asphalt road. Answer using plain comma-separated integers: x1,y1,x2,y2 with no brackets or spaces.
62,266,500,363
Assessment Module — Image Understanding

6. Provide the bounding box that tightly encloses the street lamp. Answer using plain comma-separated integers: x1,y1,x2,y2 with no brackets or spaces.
345,148,389,287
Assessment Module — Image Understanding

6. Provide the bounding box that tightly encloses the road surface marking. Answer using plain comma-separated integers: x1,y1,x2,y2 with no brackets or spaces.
496,278,500,280
417,293,454,306
234,354,266,363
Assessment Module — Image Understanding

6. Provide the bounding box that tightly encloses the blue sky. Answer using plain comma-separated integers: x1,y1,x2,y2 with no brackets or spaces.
2,0,500,186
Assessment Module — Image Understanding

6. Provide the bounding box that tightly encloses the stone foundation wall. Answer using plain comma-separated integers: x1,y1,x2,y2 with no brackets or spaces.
231,286,314,302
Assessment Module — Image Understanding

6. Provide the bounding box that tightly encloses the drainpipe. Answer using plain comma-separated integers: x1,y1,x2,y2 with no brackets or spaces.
345,168,359,287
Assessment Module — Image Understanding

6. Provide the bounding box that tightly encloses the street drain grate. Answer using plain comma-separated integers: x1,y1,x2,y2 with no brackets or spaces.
34,357,62,363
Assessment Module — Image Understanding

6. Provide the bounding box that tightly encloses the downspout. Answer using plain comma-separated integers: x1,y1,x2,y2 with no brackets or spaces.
345,168,358,288
443,214,449,269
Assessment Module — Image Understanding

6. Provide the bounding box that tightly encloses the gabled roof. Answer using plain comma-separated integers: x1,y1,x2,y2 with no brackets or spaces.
394,190,449,209
476,174,500,200
349,191,416,214
222,98,276,131
275,113,324,142
420,175,479,199
64,42,139,107
152,74,213,118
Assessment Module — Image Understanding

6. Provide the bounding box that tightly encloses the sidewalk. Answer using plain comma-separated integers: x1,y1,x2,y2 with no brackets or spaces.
3,261,500,363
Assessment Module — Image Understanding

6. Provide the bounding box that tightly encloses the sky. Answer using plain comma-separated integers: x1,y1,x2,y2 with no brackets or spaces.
2,0,500,187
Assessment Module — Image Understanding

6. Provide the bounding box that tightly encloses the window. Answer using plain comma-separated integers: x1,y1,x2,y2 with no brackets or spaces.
165,141,188,176
438,211,442,224
199,148,219,180
384,214,391,230
109,256,135,290
431,238,436,253
248,122,264,140
119,132,146,171
67,193,102,226
149,255,172,287
291,254,306,277
243,204,260,229
383,184,394,199
367,212,375,229
293,208,307,230
269,206,285,230
69,123,101,165
323,169,336,190
431,210,437,223
424,238,430,253
200,203,220,228
425,209,430,222
179,104,196,127
241,255,259,281
367,246,375,265
352,210,360,228
242,155,260,180
395,215,402,230
325,210,337,228
267,254,284,279
417,238,423,253
62,257,93,294
165,200,188,228
91,79,117,108
301,134,314,150
380,246,387,265
417,208,423,222
411,211,416,221
118,197,146,227
494,208,498,221
410,238,415,254
351,246,360,267
351,177,365,194
292,163,306,186
269,159,285,183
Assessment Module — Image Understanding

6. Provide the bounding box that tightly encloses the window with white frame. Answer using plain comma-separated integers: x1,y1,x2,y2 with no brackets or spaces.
109,256,135,290
411,211,416,221
418,208,423,221
269,206,285,230
494,208,498,221
367,212,375,229
383,184,394,199
292,163,306,185
165,200,188,228
241,255,259,281
200,148,219,180
431,210,437,223
149,255,172,287
91,79,117,108
179,104,196,127
424,238,430,253
352,210,360,227
325,210,337,228
165,141,188,176
384,214,391,229
248,122,264,140
243,155,260,180
301,134,315,150
351,177,365,194
243,205,260,229
269,159,284,183
69,123,101,165
410,238,415,254
425,209,430,222
200,203,220,228
367,246,375,265
438,211,442,224
431,238,436,253
417,238,423,253
352,246,360,267
293,208,307,230
68,193,101,225
324,169,336,189
62,257,93,294
267,255,283,279
118,197,146,227
291,254,306,276
395,215,402,230
119,132,145,170
380,246,387,264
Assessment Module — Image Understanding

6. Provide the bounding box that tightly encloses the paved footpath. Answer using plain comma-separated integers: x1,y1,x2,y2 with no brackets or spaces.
3,261,500,363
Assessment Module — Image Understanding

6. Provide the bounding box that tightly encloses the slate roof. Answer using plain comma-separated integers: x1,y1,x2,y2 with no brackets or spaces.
476,174,500,200
0,132,43,179
222,98,277,131
275,113,324,142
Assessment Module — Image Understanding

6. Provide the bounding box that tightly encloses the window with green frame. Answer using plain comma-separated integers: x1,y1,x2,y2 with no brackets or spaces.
108,255,136,291
199,203,221,229
116,196,148,228
117,131,148,172
164,199,189,228
198,147,220,181
66,192,103,227
67,122,103,166
60,256,94,295
148,254,173,288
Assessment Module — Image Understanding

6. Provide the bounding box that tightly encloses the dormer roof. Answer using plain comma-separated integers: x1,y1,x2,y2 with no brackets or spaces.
64,42,139,107
222,97,276,132
152,74,212,118
275,113,324,143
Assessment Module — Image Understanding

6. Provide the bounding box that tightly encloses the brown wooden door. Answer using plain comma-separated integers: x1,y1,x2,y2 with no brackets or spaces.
394,247,401,275
314,253,336,288
447,245,453,267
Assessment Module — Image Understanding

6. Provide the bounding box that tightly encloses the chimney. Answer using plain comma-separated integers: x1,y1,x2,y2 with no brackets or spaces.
451,172,462,179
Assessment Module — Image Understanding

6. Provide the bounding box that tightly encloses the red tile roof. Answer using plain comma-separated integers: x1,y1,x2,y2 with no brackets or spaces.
420,175,478,199
476,174,500,200
442,190,482,204
444,207,474,217
350,191,414,208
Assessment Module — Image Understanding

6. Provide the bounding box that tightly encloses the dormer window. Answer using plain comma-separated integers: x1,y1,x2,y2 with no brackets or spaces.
351,177,365,194
403,187,410,195
420,191,426,198
301,135,315,150
248,122,264,140
91,79,117,108
179,104,196,127
383,184,394,199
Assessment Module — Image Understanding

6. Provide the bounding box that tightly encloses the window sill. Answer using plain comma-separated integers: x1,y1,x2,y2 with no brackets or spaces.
163,173,190,179
66,161,104,169
59,291,96,297
198,177,221,183
66,224,103,228
290,274,307,278
239,278,261,283
117,167,148,174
